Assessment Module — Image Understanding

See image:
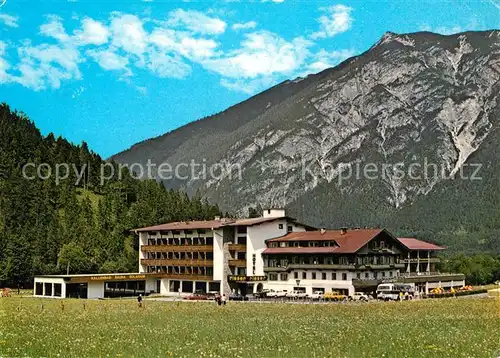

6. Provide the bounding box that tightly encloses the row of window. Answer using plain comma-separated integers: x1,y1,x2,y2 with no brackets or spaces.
146,266,213,276
268,272,349,281
265,255,397,267
268,271,395,281
147,237,214,246
268,240,337,248
148,229,208,236
146,252,214,260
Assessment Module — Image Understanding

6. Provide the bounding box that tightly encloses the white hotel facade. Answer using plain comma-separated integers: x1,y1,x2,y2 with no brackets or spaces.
33,209,465,299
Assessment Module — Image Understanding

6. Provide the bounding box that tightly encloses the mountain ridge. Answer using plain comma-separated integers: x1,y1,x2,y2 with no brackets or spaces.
111,29,500,253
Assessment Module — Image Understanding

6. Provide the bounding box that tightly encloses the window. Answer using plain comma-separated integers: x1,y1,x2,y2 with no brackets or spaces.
294,272,298,279
302,272,307,279
365,272,369,279
312,272,316,280
342,273,347,280
389,271,393,277
332,272,337,280
279,224,283,229
382,272,386,277
322,272,327,280
287,225,293,233
269,273,278,281
280,273,288,281
380,241,385,249
356,272,361,279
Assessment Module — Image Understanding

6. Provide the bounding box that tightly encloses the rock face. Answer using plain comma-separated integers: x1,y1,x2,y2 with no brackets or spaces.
112,30,500,249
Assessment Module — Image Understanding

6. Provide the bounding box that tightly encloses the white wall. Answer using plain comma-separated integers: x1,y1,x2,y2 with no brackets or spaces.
145,278,157,293
87,282,105,299
213,228,224,281
138,232,147,273
247,219,306,277
33,277,66,298
264,270,355,296
247,220,288,276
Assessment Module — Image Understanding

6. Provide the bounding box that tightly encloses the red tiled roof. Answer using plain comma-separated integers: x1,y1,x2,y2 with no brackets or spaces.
133,216,313,232
397,238,446,251
133,220,229,232
262,247,340,254
266,229,385,254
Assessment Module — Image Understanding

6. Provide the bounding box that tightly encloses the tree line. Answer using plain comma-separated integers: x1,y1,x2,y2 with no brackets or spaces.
0,103,221,287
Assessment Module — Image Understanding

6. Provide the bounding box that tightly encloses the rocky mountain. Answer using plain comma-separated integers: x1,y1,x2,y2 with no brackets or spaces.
112,30,500,253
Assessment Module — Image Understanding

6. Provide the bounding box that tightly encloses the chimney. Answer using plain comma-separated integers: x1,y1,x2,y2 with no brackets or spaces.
340,227,348,235
320,228,326,234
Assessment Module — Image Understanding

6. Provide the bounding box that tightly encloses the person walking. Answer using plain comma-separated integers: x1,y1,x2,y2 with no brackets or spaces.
137,294,143,308
221,294,227,306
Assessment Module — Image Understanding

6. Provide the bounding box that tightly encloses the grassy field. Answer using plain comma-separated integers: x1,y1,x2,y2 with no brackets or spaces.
1,297,499,358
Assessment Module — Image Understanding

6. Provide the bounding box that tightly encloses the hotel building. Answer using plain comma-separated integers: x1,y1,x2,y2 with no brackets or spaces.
33,209,464,299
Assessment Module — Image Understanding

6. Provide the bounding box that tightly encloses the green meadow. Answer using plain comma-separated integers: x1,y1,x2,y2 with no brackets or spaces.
1,297,499,357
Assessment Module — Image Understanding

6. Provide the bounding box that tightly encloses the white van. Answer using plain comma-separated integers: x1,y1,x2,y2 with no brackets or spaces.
376,284,399,301
377,283,414,301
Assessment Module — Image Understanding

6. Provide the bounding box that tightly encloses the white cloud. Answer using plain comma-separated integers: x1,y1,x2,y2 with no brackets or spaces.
74,18,109,45
232,21,257,31
86,48,131,75
0,10,360,95
150,28,219,61
0,13,19,28
167,9,226,35
147,49,191,78
40,15,70,42
12,43,82,90
311,5,353,39
203,31,311,78
305,48,355,74
0,41,11,84
110,14,148,57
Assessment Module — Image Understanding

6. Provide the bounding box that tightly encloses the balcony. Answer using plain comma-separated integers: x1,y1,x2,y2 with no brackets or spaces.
147,273,213,281
227,244,247,251
401,258,441,264
397,272,465,283
141,245,213,253
228,259,247,267
263,263,405,272
141,259,213,267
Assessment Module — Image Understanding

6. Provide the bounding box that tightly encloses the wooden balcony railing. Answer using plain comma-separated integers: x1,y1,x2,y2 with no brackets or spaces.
141,259,213,267
227,244,247,251
141,245,213,253
147,273,213,281
228,259,247,267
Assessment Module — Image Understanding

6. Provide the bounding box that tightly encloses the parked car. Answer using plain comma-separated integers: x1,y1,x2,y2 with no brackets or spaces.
349,292,369,301
265,289,278,298
229,294,249,301
289,290,308,299
310,291,324,300
324,291,347,301
276,290,288,298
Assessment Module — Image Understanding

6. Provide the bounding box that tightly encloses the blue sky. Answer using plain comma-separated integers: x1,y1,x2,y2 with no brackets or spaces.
0,0,499,158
